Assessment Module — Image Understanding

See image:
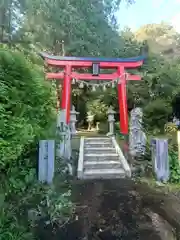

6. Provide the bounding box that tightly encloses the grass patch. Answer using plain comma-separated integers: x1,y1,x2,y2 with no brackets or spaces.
139,177,180,194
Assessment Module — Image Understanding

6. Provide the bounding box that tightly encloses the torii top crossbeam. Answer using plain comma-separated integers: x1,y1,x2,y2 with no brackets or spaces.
40,52,145,135
40,52,144,68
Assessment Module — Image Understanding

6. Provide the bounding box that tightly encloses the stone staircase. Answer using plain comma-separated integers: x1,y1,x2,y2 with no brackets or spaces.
77,136,131,179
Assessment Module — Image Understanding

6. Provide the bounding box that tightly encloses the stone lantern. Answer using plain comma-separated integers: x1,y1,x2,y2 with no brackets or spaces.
107,106,115,135
70,105,79,135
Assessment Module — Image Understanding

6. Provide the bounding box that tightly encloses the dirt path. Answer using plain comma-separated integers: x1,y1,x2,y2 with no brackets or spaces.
36,179,179,240
71,179,178,240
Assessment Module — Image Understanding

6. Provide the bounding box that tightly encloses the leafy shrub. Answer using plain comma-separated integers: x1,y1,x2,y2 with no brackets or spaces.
0,49,73,239
0,49,56,169
86,99,108,122
0,180,73,240
164,122,177,133
28,188,73,226
169,150,180,183
143,98,172,132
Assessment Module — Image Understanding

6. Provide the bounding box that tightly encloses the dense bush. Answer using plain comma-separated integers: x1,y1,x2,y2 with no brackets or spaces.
86,99,109,122
169,150,180,183
0,49,56,168
0,49,74,239
143,99,172,133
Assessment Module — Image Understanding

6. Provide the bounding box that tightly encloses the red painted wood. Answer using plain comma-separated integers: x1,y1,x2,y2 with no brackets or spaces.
45,58,144,68
128,74,141,81
46,72,142,81
43,54,144,133
61,65,71,123
117,67,128,135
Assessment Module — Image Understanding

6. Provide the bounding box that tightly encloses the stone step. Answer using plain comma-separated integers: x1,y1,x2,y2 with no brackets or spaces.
84,137,111,141
84,153,119,162
84,138,112,144
84,137,110,141
84,160,121,169
85,143,113,148
84,147,116,154
83,168,126,179
85,157,119,162
84,147,115,150
84,153,119,161
85,153,118,157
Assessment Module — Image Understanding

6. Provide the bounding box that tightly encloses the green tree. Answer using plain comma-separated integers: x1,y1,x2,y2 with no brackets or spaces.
0,49,56,169
135,23,180,59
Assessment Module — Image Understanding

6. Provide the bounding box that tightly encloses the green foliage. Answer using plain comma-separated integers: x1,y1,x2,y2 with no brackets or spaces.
0,179,73,240
164,122,177,133
0,49,56,169
1,1,180,237
0,49,73,239
28,188,73,226
87,99,108,122
169,150,180,183
135,23,179,59
82,26,180,132
19,0,122,56
143,99,172,132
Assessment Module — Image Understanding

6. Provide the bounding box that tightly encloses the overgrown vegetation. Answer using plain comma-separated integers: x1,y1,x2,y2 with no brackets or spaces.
0,49,73,239
169,150,180,184
1,0,180,238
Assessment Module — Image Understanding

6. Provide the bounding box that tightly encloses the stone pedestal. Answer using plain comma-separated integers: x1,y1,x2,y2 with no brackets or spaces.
107,106,115,136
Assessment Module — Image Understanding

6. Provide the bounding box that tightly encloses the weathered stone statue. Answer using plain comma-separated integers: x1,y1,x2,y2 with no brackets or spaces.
129,107,147,173
86,111,95,131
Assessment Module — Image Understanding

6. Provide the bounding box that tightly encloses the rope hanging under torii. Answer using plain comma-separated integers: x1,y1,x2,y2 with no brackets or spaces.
71,72,130,91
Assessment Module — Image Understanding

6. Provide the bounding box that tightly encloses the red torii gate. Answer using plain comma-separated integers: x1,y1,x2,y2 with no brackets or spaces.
40,52,145,135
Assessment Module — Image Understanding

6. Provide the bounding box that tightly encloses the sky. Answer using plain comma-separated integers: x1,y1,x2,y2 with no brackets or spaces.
117,0,180,32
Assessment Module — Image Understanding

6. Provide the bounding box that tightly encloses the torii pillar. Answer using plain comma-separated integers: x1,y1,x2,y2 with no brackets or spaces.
40,52,145,155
